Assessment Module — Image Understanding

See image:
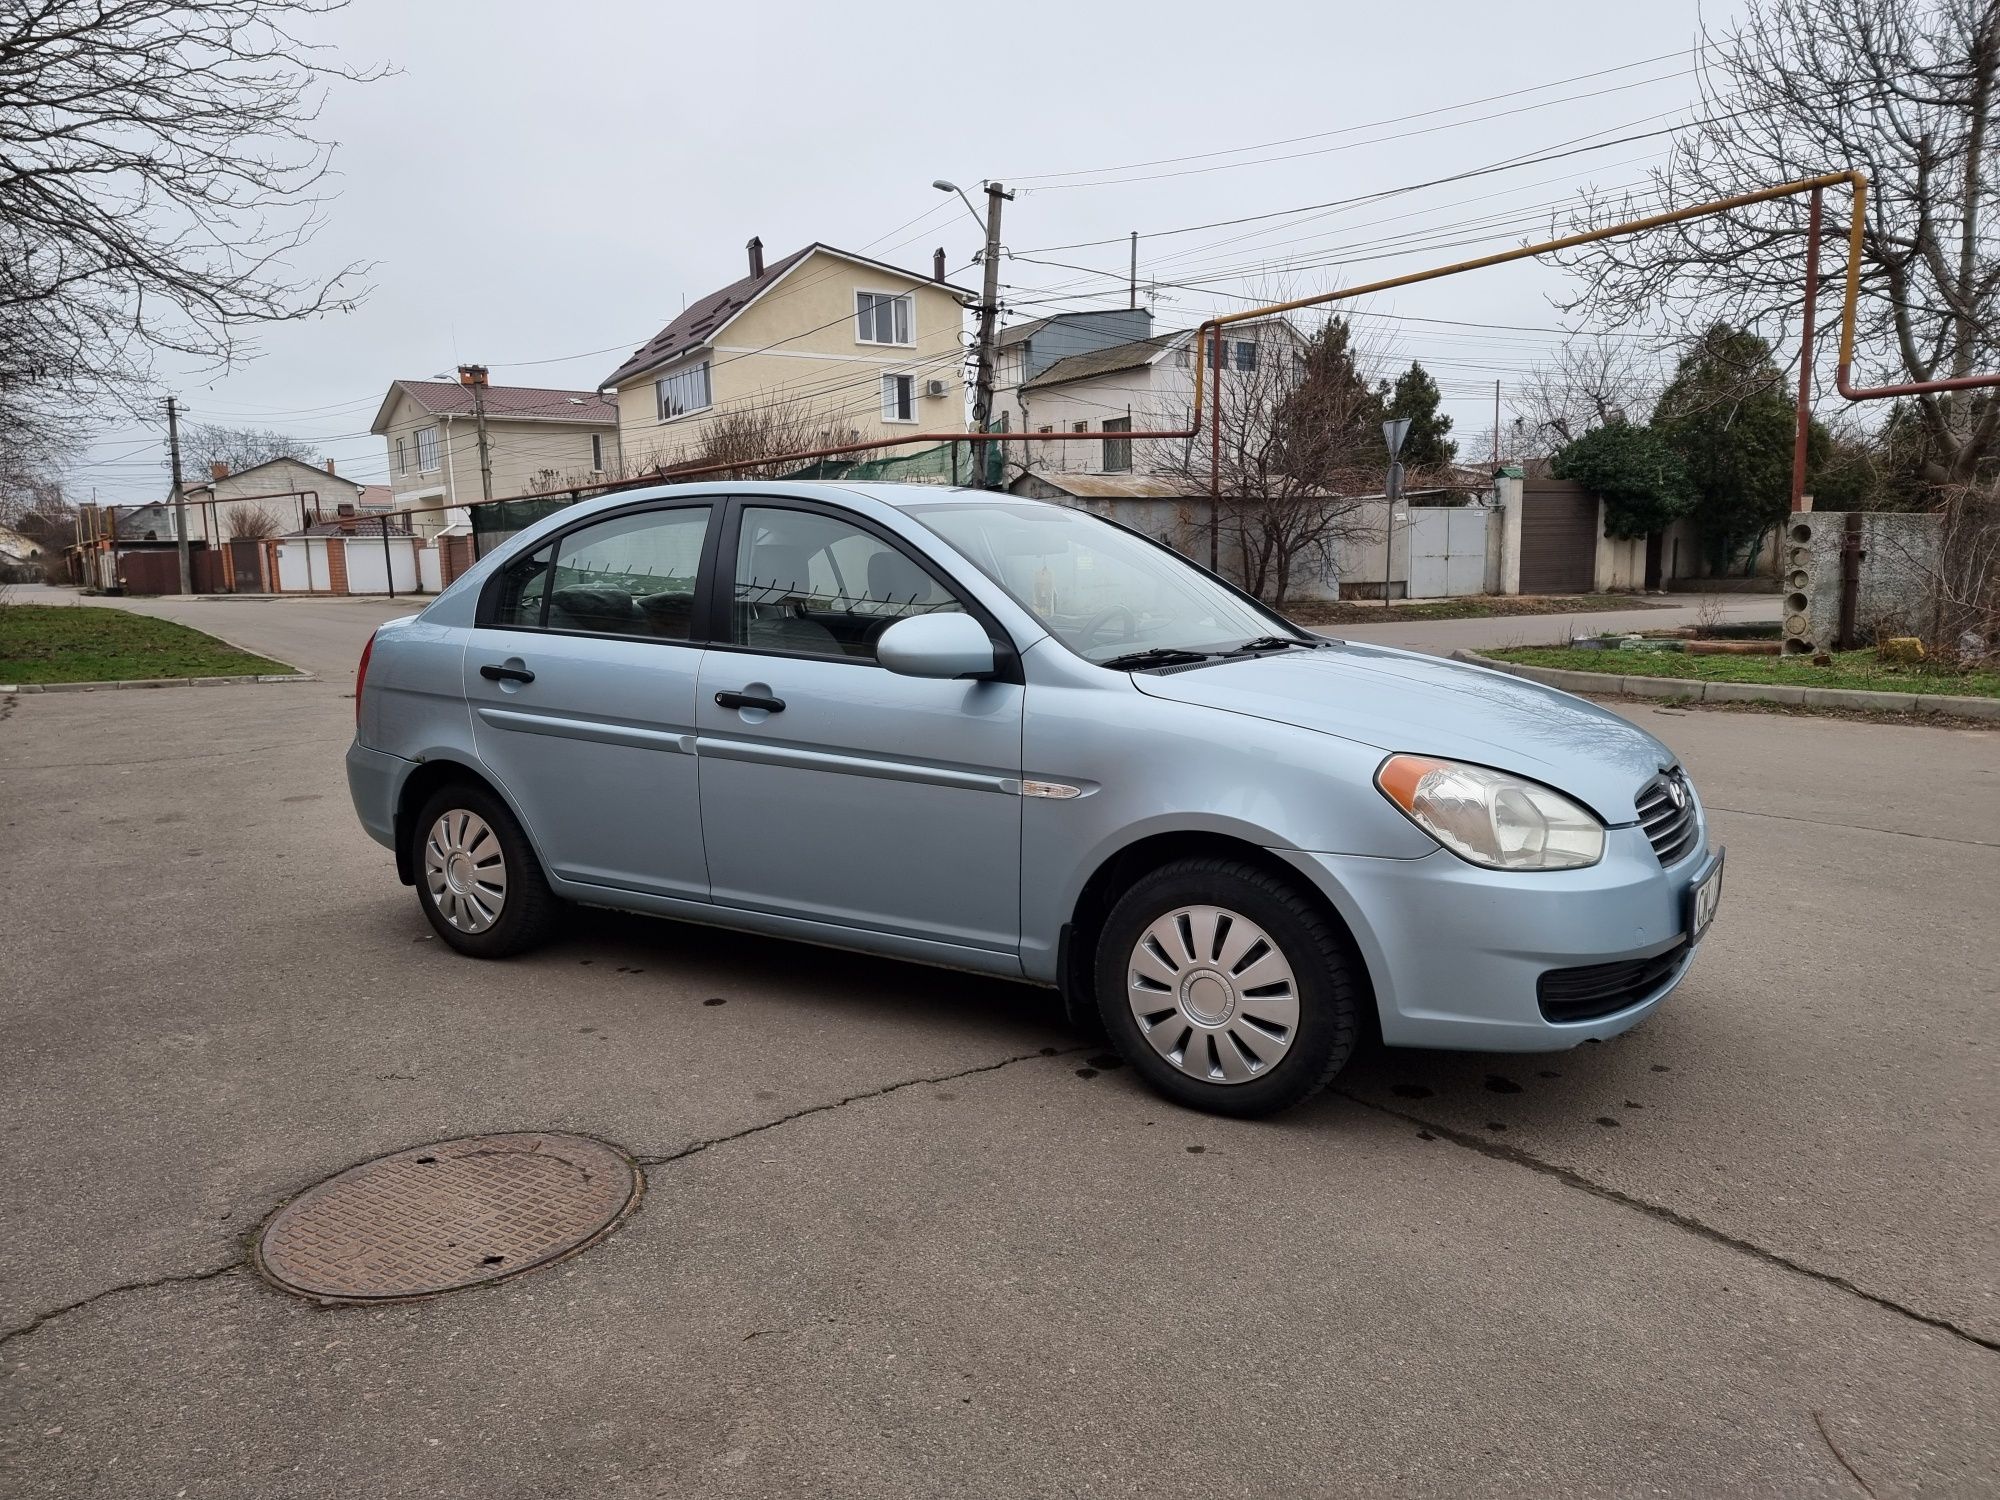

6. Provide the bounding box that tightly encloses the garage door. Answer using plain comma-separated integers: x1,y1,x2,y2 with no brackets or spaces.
1519,482,1599,594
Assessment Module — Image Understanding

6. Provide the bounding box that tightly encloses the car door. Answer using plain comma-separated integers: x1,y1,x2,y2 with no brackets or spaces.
694,499,1024,955
463,500,715,901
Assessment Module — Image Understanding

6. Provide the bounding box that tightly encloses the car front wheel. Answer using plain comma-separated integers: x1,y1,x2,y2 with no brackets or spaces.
1094,857,1361,1117
411,782,560,958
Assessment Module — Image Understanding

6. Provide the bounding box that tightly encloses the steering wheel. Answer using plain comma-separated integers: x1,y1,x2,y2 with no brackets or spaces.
1077,603,1138,649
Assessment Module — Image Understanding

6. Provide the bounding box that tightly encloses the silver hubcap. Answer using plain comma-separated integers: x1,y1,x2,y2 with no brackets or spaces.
424,810,507,933
1127,905,1299,1084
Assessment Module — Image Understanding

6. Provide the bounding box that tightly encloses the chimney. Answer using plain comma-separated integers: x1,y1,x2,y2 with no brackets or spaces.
210,461,229,482
934,247,947,282
324,458,336,476
336,502,356,532
746,236,764,277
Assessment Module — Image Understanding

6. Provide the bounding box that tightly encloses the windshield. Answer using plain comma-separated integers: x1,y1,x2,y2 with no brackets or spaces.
905,500,1299,665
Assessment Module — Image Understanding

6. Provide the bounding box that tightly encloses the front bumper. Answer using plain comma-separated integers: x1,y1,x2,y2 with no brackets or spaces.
1278,827,1715,1052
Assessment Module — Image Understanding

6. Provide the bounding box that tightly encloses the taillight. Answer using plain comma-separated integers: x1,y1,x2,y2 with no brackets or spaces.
355,630,376,730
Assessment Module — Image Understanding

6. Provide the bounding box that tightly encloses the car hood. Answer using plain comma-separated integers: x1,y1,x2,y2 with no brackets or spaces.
1133,642,1675,823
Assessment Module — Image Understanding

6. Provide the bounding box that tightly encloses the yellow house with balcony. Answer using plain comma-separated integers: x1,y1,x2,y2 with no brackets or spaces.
601,239,972,473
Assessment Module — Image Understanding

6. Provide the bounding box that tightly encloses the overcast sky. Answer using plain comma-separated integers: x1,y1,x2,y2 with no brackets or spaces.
69,0,1745,504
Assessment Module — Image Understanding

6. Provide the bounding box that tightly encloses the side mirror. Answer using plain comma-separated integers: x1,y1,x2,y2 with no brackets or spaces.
876,612,998,680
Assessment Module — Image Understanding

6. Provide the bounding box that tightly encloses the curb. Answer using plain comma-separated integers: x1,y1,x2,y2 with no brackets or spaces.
1449,650,2000,721
0,673,317,695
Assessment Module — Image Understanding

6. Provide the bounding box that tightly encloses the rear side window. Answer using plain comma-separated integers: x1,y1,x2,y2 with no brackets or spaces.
490,543,552,627
548,506,711,639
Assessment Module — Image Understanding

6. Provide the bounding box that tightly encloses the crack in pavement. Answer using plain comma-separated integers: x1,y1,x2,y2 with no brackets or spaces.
0,1259,242,1353
1704,803,2000,849
635,1045,1082,1166
1342,1090,2000,1355
0,1047,1078,1353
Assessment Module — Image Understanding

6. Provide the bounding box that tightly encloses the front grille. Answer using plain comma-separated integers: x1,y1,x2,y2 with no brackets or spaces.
1538,941,1690,1023
1635,770,1701,866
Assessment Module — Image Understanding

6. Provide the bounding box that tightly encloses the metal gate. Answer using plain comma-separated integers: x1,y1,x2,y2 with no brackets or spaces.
230,538,264,592
1406,506,1490,597
1519,479,1600,594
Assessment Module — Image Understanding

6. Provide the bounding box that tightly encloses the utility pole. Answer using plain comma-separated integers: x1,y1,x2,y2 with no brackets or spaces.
1129,231,1139,309
165,395,190,594
1493,380,1501,466
933,177,1013,487
458,364,495,503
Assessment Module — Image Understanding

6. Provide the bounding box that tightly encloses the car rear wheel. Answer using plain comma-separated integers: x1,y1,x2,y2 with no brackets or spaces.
1094,857,1360,1117
412,782,560,958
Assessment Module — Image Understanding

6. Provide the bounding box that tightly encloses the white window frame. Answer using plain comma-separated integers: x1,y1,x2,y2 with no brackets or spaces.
415,426,440,473
881,372,917,424
591,433,605,472
395,436,408,474
655,360,713,422
1234,340,1259,372
855,290,915,348
1101,416,1132,473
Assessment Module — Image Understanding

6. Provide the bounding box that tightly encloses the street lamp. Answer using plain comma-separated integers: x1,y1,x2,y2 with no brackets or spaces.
932,179,983,229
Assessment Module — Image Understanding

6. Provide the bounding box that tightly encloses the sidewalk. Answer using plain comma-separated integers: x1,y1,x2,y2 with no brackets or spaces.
1319,593,1778,656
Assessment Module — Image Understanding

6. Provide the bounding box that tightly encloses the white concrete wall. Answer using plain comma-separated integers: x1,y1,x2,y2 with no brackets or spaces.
344,536,420,595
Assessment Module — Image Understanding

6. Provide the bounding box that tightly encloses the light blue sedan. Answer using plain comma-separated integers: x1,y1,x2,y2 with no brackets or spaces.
348,483,1722,1116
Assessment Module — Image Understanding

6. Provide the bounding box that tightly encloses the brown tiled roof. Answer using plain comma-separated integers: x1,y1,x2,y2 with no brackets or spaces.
286,514,414,537
1022,333,1189,390
389,382,616,424
600,243,972,390
601,246,816,390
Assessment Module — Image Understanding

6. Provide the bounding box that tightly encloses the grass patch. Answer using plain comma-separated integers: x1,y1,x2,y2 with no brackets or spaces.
1490,645,2000,699
0,603,289,683
1287,593,1672,626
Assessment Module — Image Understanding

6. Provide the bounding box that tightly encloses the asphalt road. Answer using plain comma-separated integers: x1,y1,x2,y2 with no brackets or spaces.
1,593,1992,1498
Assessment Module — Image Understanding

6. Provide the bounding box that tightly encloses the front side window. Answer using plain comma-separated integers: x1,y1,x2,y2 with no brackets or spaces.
908,500,1288,666
882,372,915,422
416,427,440,471
656,361,713,420
396,436,408,474
732,506,963,661
1102,416,1132,473
1234,340,1259,372
855,291,913,345
591,433,605,472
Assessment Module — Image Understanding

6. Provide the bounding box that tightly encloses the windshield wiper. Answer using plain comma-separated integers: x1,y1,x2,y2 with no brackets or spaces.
1222,634,1316,657
1100,646,1216,671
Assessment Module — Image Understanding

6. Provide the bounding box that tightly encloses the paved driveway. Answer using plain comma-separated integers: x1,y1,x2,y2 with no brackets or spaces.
0,592,1991,1498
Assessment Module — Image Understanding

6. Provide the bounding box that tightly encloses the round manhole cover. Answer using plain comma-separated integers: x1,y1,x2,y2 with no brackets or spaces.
255,1132,642,1303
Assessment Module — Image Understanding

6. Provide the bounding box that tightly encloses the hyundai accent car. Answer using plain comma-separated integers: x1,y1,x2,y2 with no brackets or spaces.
347,482,1721,1116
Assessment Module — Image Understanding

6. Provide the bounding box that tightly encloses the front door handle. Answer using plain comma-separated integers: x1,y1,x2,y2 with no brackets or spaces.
715,689,785,713
480,663,536,685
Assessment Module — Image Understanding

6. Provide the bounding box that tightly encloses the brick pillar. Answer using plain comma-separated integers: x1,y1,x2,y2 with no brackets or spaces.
440,534,472,586
325,537,349,595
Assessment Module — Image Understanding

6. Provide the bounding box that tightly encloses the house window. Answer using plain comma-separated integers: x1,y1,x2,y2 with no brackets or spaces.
1173,347,1191,368
396,437,408,474
591,433,605,472
1038,424,1053,434
1234,341,1259,372
656,360,713,420
882,372,915,423
1102,417,1132,473
1071,420,1088,434
416,427,440,472
856,291,913,346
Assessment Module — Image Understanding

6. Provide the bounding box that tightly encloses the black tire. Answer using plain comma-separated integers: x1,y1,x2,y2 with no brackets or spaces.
411,781,561,959
1094,857,1360,1117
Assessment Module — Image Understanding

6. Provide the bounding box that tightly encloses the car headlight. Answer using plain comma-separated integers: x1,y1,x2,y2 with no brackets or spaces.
1376,754,1604,870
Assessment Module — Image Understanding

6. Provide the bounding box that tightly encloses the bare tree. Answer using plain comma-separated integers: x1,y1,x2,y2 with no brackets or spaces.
1151,319,1403,606
0,0,381,451
1512,335,1662,461
1555,0,2000,491
224,501,285,539
184,423,320,475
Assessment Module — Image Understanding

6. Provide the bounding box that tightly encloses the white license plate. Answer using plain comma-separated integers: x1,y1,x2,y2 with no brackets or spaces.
1688,853,1724,944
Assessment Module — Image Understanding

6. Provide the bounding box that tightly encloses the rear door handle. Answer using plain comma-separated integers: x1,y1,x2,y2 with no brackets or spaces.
480,663,536,684
715,690,784,713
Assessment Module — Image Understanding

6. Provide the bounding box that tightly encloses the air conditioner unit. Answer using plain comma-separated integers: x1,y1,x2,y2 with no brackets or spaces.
924,378,949,398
